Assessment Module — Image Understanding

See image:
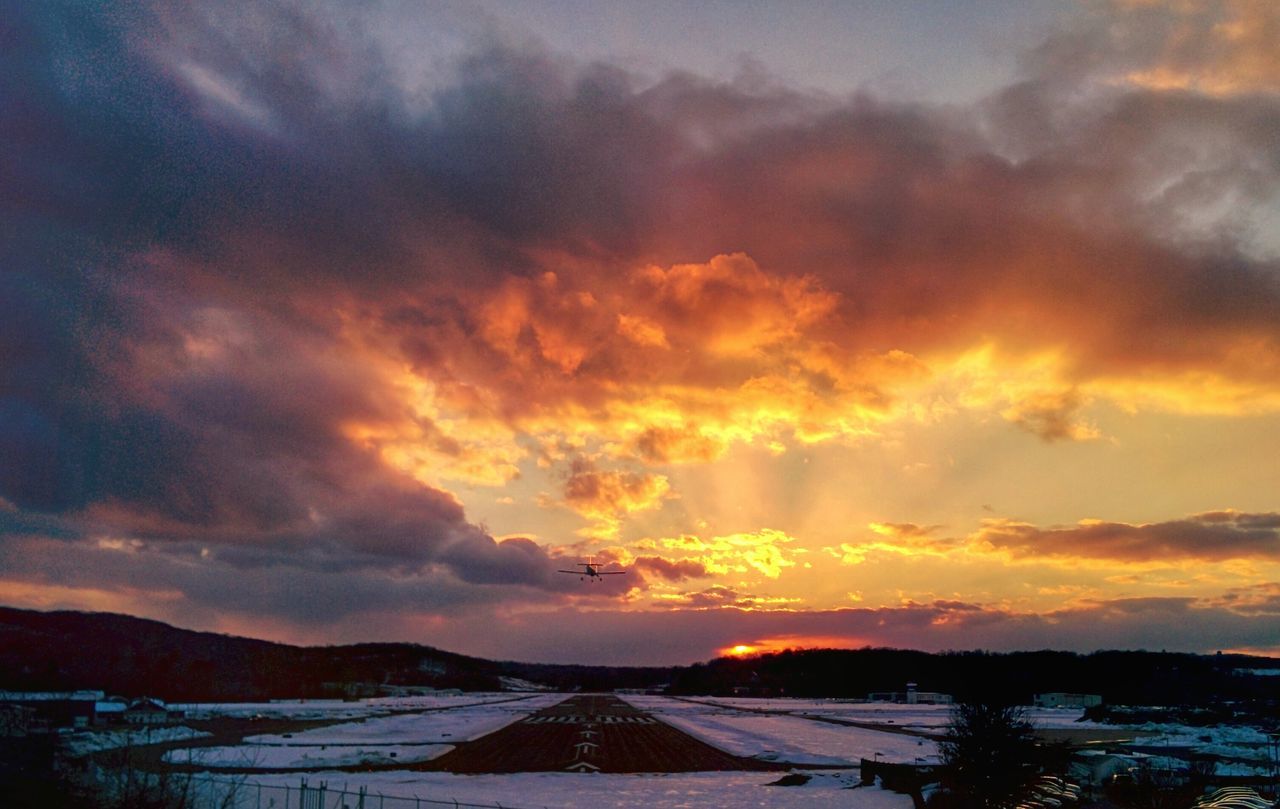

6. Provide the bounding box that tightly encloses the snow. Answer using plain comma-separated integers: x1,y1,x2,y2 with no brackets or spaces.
163,744,452,769
622,696,940,766
1124,723,1279,767
660,697,1103,732
499,676,556,691
161,693,563,771
1214,761,1272,777
1067,722,1280,783
243,693,564,745
1135,723,1270,749
62,725,211,756
210,770,915,809
171,692,529,721
90,692,1280,808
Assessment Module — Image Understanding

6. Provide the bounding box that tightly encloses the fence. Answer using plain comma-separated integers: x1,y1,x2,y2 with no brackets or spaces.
184,774,551,809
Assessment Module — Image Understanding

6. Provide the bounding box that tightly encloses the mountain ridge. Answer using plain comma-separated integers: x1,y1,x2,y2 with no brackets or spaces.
3,606,1277,704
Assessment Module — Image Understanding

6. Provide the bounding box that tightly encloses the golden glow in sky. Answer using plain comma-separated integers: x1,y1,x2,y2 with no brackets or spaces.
2,0,1280,664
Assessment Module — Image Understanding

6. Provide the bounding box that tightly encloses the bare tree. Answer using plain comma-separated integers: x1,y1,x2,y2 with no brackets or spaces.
937,701,1039,809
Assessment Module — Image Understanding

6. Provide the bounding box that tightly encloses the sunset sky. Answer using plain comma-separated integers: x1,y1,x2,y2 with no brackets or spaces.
3,0,1280,665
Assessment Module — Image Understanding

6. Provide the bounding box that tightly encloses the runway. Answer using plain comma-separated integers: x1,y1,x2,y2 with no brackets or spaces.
430,694,782,774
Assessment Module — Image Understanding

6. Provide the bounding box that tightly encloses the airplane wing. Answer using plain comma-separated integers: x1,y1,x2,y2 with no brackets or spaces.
596,571,626,575
556,569,582,574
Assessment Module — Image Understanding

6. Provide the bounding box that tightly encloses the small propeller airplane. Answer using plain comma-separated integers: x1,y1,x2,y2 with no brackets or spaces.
557,559,626,582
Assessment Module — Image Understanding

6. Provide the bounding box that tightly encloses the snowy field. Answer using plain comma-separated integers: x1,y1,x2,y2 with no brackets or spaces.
64,725,212,756
172,692,530,721
164,743,452,770
208,770,913,809
1132,723,1274,759
243,693,564,745
623,696,939,766
659,697,1105,732
1122,723,1277,776
160,693,564,771
79,690,1280,806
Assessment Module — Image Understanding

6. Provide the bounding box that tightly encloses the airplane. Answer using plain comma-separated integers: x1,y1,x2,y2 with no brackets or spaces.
558,559,626,581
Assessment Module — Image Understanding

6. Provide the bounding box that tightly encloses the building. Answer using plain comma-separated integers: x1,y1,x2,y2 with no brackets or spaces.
1034,692,1102,709
0,690,104,731
867,682,953,705
123,697,183,725
95,696,128,724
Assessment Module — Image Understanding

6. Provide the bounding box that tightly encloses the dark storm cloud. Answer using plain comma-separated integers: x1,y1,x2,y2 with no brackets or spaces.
0,532,518,627
0,1,582,597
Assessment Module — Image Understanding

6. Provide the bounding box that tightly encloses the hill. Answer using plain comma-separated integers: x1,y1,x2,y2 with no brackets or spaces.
0,607,483,699
0,607,674,700
2,606,1277,704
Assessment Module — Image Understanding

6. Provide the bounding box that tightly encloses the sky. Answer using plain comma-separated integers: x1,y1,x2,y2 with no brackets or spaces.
3,0,1280,666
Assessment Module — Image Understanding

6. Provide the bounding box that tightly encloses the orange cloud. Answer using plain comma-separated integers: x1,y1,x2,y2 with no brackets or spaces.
657,584,800,610
616,313,669,348
374,253,931,482
557,457,673,536
632,425,728,464
631,253,838,356
828,522,958,565
971,511,1280,563
1203,582,1280,615
1000,388,1101,443
1111,0,1280,96
629,555,710,582
869,522,943,539
359,187,1280,508
656,528,803,578
0,580,185,615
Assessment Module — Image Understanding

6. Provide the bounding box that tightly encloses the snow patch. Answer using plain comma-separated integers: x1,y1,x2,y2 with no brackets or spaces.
63,726,212,757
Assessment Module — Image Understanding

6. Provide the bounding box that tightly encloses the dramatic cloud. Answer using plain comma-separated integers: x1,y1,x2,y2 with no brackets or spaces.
557,457,673,537
2,0,1279,662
